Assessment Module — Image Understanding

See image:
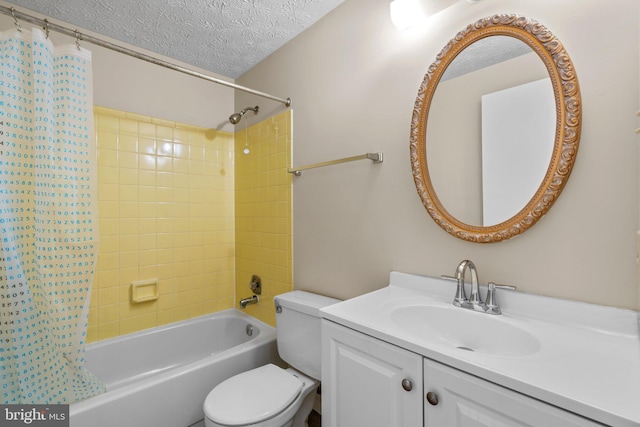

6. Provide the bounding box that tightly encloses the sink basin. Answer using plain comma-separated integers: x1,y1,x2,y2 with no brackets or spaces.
391,305,541,357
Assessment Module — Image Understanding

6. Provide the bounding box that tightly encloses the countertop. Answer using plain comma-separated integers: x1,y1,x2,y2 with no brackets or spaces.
320,271,640,427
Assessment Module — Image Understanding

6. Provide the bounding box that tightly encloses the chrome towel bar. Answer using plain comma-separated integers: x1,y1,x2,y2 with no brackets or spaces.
288,152,383,176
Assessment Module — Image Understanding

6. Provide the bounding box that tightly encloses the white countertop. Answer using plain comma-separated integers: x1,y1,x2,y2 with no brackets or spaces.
320,271,640,427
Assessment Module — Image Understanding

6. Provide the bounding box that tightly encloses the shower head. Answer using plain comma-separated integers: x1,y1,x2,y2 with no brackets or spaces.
229,106,259,125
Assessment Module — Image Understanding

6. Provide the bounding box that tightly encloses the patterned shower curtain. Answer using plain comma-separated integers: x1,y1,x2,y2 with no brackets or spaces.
0,28,105,403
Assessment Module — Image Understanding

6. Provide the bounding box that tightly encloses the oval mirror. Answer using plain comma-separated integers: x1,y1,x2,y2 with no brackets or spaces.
410,15,581,243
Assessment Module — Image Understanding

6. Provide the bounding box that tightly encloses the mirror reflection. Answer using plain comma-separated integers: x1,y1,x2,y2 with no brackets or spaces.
410,15,581,243
426,36,555,226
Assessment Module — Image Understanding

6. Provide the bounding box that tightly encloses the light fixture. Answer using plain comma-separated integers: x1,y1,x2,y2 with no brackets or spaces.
390,0,427,31
390,0,483,31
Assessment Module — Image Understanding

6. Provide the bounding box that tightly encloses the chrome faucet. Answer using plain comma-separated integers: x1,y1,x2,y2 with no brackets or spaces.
455,260,488,312
445,260,516,315
239,295,258,308
240,274,262,308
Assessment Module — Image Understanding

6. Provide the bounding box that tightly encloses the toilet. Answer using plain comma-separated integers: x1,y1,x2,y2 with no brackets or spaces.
203,291,339,427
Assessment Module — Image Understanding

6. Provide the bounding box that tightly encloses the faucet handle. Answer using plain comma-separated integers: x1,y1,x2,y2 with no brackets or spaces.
491,283,516,291
485,282,515,315
485,283,500,314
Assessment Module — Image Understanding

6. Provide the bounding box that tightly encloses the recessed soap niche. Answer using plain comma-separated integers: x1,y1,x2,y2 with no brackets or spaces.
131,279,159,303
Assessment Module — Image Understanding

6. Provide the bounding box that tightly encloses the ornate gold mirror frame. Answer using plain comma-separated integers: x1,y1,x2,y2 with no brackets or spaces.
410,15,581,243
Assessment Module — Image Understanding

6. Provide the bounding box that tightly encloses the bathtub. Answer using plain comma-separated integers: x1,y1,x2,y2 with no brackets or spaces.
70,310,281,427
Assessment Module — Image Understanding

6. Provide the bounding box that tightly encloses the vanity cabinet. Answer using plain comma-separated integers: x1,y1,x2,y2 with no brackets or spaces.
322,321,603,427
423,359,602,426
322,320,423,427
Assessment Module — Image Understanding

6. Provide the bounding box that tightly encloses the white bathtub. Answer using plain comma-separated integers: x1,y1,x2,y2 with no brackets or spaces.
70,310,281,427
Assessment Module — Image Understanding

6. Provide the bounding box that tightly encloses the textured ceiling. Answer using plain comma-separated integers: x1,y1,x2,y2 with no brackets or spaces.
3,0,345,79
442,36,533,82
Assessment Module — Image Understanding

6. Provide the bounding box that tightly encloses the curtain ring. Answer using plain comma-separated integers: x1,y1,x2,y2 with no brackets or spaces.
43,19,50,39
10,7,22,32
74,30,81,50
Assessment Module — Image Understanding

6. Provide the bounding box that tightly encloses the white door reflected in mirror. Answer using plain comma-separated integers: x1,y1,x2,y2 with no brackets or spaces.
481,78,555,225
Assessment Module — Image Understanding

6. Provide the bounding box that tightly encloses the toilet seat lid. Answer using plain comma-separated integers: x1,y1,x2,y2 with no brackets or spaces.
204,364,303,426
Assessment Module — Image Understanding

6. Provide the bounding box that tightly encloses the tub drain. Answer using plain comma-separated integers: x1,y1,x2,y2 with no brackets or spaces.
245,324,253,336
456,346,474,352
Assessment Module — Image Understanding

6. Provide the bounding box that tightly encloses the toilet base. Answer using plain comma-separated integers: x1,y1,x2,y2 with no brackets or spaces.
289,381,317,427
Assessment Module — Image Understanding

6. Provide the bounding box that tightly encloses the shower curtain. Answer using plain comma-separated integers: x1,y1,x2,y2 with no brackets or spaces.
0,28,104,403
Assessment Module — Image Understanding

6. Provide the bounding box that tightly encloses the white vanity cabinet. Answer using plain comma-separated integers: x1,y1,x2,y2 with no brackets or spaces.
323,320,604,427
322,320,423,427
320,272,640,426
423,359,603,426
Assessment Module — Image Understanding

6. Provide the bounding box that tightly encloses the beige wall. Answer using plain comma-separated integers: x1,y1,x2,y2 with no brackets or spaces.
238,0,640,310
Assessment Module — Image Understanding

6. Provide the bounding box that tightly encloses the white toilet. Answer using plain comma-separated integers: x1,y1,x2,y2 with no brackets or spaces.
203,291,339,427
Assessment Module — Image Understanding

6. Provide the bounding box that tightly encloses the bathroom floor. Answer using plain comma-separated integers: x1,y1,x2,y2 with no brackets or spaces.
308,410,321,427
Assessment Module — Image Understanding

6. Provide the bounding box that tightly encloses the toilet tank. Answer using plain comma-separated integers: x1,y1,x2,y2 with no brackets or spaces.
274,291,339,380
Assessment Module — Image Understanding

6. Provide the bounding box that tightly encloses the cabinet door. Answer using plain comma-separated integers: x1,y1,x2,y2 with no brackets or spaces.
322,320,423,427
424,359,603,427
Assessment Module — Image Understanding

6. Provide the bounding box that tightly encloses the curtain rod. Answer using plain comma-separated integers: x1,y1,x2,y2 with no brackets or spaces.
0,5,292,107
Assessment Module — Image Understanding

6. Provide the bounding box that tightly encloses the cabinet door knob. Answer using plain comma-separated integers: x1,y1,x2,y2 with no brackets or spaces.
426,391,439,406
401,379,413,391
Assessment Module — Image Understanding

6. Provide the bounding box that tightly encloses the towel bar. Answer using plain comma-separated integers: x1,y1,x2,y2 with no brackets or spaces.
288,152,383,176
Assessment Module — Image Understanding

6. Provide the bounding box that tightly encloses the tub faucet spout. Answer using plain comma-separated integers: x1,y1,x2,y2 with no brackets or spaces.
240,295,259,309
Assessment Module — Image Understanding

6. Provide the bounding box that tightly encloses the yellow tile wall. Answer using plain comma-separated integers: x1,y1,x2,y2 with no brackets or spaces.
235,110,293,326
89,107,236,342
